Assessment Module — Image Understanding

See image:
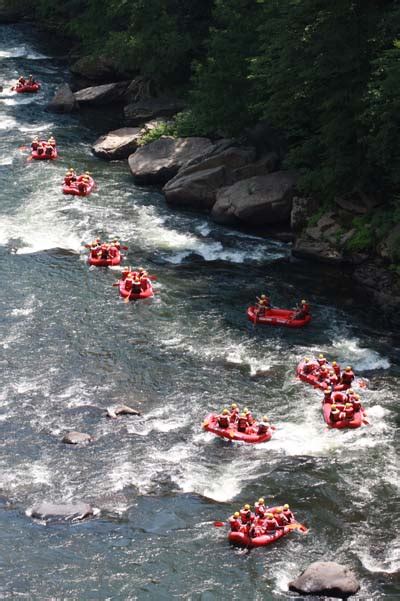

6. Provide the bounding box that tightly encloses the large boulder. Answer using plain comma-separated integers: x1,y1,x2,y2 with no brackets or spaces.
164,166,227,211
289,561,360,598
70,55,128,84
211,171,297,226
291,196,320,232
26,501,99,522
292,238,347,265
124,96,185,125
74,82,130,107
106,405,141,419
163,146,257,210
92,127,141,160
47,83,78,113
128,136,214,186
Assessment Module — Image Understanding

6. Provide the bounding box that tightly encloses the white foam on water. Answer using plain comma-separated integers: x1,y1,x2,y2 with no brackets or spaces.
0,48,49,59
357,537,400,574
331,338,390,371
0,115,17,130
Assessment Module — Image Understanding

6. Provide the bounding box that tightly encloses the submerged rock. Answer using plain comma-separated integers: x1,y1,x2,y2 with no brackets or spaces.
106,405,141,419
128,136,214,185
26,501,99,522
47,83,78,113
289,561,360,599
62,431,93,445
92,127,141,160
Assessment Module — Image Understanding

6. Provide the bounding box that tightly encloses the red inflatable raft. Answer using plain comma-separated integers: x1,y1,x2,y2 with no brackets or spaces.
31,143,57,160
63,176,95,197
228,506,307,548
322,400,365,429
247,306,311,328
119,279,154,301
296,358,331,390
203,413,273,444
15,82,40,93
88,250,121,267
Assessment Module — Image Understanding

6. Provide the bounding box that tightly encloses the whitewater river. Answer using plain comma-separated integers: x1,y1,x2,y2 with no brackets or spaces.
0,24,399,600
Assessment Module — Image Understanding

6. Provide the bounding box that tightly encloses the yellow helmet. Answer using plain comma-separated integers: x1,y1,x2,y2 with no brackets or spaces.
331,404,337,409
266,513,274,518
244,504,251,510
332,361,337,366
283,504,289,510
345,403,352,408
234,511,240,518
222,409,229,415
319,354,325,359
275,507,282,513
231,403,238,409
239,413,246,418
345,366,352,371
348,389,354,394
258,498,264,504
301,299,306,304
304,357,309,362
243,407,249,413
262,416,268,422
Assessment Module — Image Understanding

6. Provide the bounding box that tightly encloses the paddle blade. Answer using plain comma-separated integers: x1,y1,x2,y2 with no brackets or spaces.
27,156,33,162
362,418,370,426
124,296,130,303
121,245,129,250
112,282,120,287
288,522,308,534
149,275,157,281
213,521,226,527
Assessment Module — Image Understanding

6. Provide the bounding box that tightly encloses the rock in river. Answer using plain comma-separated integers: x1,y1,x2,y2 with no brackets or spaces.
106,405,141,419
289,561,360,599
26,501,99,523
62,431,93,445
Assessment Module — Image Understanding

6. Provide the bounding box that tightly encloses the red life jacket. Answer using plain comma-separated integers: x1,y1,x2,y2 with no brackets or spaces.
246,413,255,426
125,279,133,291
254,502,266,517
330,409,340,422
140,277,149,290
274,513,287,527
345,406,354,419
229,408,239,422
332,391,346,405
239,509,253,523
302,302,310,313
264,518,277,532
78,182,87,194
132,281,141,294
257,423,269,434
341,371,355,385
228,517,241,532
45,146,53,156
31,142,38,150
333,364,341,376
352,399,361,412
108,246,117,258
237,417,248,432
217,415,229,428
283,509,294,522
317,358,327,367
64,176,72,186
37,146,44,155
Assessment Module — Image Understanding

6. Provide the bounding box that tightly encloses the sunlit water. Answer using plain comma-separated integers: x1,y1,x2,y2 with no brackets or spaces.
0,24,399,600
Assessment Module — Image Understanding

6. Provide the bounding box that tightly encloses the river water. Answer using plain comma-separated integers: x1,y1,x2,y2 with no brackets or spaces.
0,24,399,600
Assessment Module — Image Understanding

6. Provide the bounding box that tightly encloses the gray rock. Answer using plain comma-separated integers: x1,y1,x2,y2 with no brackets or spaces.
92,127,141,160
290,196,319,232
211,171,297,226
292,238,347,264
62,431,93,445
47,83,78,113
74,82,130,107
128,136,214,185
231,152,279,181
377,223,400,261
164,166,226,210
106,405,141,419
177,146,256,180
124,96,185,125
289,561,360,599
70,55,126,83
26,501,99,522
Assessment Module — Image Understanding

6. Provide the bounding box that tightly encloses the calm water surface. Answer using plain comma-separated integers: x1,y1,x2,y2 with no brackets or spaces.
0,24,399,600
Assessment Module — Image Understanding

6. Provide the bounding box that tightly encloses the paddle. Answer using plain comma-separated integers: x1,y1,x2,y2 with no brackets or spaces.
19,145,29,151
213,521,226,527
287,522,308,534
362,417,370,426
252,306,259,327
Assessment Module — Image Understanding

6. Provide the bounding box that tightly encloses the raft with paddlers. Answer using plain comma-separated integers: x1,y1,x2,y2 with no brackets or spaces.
247,306,312,328
31,141,57,160
202,411,274,444
117,267,155,301
322,389,367,429
63,175,95,197
15,82,40,93
322,400,365,429
296,356,367,392
89,249,121,267
222,503,308,548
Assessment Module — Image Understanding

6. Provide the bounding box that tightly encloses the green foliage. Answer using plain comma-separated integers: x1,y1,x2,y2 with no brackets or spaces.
138,122,176,146
346,217,374,253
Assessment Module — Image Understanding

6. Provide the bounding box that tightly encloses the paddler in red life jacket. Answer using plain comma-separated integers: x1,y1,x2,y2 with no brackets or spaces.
36,142,44,155
293,299,310,320
139,270,150,290
108,242,118,259
254,498,267,518
323,387,332,404
131,276,142,295
31,136,39,151
112,238,121,250
243,407,255,426
239,504,255,524
302,358,314,375
328,369,339,389
228,512,242,532
237,413,248,433
317,354,328,367
229,402,239,422
332,361,341,377
318,365,329,383
341,366,355,387
256,294,271,316
217,408,230,428
352,393,362,412
257,416,270,435
17,75,26,87
273,507,287,528
27,74,34,85
344,403,355,420
330,403,341,423
282,504,294,523
48,136,56,148
78,176,89,194
264,513,279,533
44,142,53,157
99,244,109,260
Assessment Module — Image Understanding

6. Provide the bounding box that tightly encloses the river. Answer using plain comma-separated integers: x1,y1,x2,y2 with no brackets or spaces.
0,23,399,600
